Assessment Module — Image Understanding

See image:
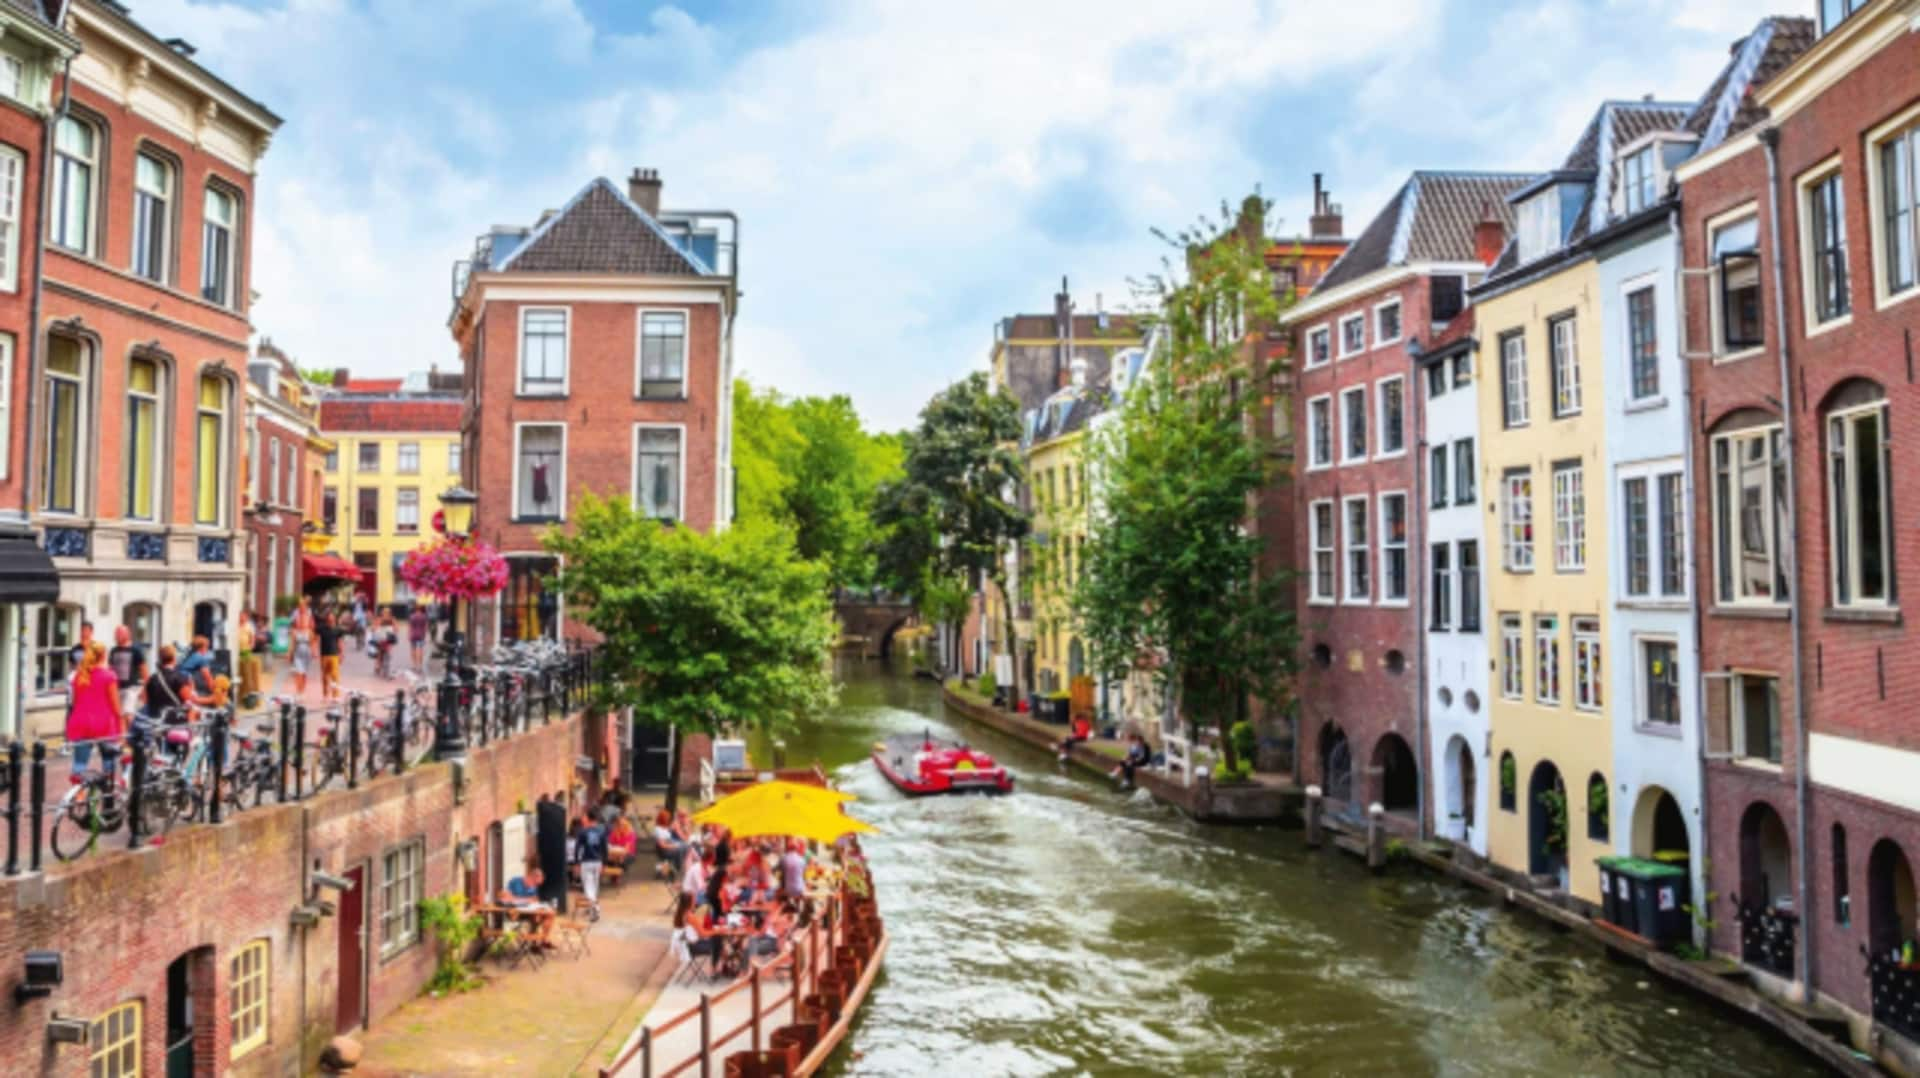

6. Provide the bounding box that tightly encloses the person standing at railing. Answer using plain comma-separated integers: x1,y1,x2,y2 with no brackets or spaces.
66,641,125,781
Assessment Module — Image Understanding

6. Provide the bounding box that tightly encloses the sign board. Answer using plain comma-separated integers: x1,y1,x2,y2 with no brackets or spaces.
712,739,748,772
995,654,1013,685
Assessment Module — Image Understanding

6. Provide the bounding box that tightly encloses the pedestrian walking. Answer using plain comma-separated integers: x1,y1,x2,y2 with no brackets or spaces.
67,641,124,780
107,625,147,718
408,605,429,674
317,610,343,703
574,813,608,919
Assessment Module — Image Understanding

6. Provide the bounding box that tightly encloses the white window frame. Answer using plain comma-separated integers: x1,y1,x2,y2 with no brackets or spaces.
510,421,568,522
632,422,687,522
1623,277,1661,403
1501,468,1533,572
230,938,270,1060
1635,634,1682,733
1500,614,1524,699
379,838,425,958
395,487,420,534
1308,498,1336,605
132,151,172,284
201,185,238,307
0,333,10,482
1706,203,1765,362
1338,312,1365,358
396,441,420,474
1338,384,1368,464
1552,460,1585,572
516,306,570,396
636,308,690,398
1621,145,1656,216
1731,672,1783,764
1534,614,1561,706
1572,616,1601,712
1373,298,1403,346
1305,394,1333,471
267,436,280,506
1342,494,1370,604
1374,374,1406,459
1453,439,1475,506
0,144,22,292
1430,542,1451,630
1796,156,1852,335
1501,331,1529,428
51,115,96,255
1304,324,1331,369
1826,398,1892,609
448,441,462,476
1378,491,1409,606
1710,424,1788,606
1864,102,1920,313
1621,462,1687,601
1549,313,1581,417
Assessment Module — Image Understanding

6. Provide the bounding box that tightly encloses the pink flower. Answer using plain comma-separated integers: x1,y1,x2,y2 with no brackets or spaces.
399,539,509,600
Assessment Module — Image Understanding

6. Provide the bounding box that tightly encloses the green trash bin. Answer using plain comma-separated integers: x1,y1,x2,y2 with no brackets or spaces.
1599,856,1690,948
1596,856,1631,933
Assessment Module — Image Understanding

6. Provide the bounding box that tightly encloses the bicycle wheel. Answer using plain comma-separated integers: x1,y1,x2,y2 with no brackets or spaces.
136,777,176,841
50,787,105,862
307,746,342,794
408,715,436,764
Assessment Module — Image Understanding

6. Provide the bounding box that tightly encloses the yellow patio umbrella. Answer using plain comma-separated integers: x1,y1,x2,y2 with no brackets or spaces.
692,780,877,844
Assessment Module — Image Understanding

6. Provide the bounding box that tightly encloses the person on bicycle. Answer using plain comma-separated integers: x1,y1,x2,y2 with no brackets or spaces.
66,641,124,781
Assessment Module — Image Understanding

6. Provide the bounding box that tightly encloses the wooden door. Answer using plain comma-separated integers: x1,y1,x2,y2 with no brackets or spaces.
336,863,367,1033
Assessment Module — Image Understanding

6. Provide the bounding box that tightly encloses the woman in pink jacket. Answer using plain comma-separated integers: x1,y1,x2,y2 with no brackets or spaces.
67,640,125,779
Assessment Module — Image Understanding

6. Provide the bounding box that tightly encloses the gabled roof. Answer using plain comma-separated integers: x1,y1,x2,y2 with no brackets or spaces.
497,178,712,277
1684,16,1817,151
1316,171,1535,292
1568,100,1692,243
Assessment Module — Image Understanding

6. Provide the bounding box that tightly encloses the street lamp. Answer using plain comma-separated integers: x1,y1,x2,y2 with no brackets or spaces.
435,485,479,761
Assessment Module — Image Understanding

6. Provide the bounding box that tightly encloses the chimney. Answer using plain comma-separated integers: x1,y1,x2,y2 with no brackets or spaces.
1309,173,1343,239
1055,277,1073,388
332,367,350,389
1473,203,1506,267
628,168,662,218
1069,355,1089,390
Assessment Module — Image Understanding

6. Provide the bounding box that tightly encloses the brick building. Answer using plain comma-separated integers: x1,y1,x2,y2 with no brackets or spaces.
1678,4,1919,1062
241,340,327,618
20,0,278,742
1280,171,1530,825
448,168,739,652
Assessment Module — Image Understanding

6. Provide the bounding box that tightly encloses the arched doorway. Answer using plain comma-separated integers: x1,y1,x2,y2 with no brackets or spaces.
192,600,226,649
1867,839,1916,956
1737,801,1796,977
1441,735,1475,843
1527,761,1567,880
1373,733,1419,814
1630,787,1690,866
1318,723,1352,803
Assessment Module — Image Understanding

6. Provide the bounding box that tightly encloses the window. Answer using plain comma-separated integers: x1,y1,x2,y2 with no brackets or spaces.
0,54,18,101
286,450,298,511
1431,543,1452,630
1430,446,1448,507
1534,615,1561,705
1270,394,1291,442
1587,773,1610,842
395,488,419,533
125,357,160,520
195,375,228,525
89,1000,141,1078
1499,750,1517,812
1338,313,1364,357
1340,385,1367,463
1827,396,1891,607
51,116,95,253
635,426,683,520
519,308,568,395
324,449,338,472
321,487,337,530
1375,299,1402,344
132,153,172,282
201,186,237,306
1458,541,1481,631
0,334,10,482
1733,674,1781,764
1622,146,1656,215
1573,616,1601,711
1309,500,1335,603
1426,362,1447,400
1712,215,1762,352
1500,332,1529,427
395,442,419,475
355,488,379,533
1552,461,1585,571
1832,823,1851,927
1501,469,1533,571
448,442,462,476
1453,440,1475,506
1306,395,1332,468
1711,425,1789,604
267,437,280,506
1876,119,1918,299
1305,325,1331,368
639,311,687,398
1806,170,1849,323
1549,315,1580,417
1431,275,1465,324
1500,615,1525,698
1377,376,1404,456
1624,476,1650,596
514,424,565,520
42,336,86,513
1626,286,1658,400
357,442,380,472
1658,473,1685,597
230,939,269,1059
1343,495,1370,602
282,535,294,596
0,145,21,290
1640,638,1680,728
1820,0,1869,33
1452,351,1472,387
380,839,425,956
1379,492,1408,604
34,603,79,692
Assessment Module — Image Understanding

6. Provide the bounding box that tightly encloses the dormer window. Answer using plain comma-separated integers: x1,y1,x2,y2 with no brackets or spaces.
1622,147,1656,215
1515,189,1560,264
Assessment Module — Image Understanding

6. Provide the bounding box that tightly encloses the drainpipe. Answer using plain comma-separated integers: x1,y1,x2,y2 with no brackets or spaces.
1759,126,1814,998
1672,203,1713,950
1410,344,1429,843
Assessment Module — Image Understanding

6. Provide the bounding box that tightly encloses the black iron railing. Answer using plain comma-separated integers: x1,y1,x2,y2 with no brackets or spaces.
1733,896,1797,978
1866,947,1920,1046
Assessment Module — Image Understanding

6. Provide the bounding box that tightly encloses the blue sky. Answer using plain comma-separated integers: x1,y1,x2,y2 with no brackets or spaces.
133,0,1787,428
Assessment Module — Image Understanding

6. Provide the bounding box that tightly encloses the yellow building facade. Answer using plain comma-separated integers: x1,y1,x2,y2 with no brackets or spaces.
1476,255,1613,902
317,392,464,608
1026,429,1090,694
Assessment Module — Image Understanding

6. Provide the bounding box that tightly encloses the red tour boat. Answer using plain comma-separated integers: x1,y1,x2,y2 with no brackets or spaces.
872,731,1014,796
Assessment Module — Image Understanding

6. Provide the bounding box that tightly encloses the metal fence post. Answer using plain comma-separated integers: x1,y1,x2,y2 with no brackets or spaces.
750,966,761,1051
393,689,408,775
347,696,362,790
4,741,21,875
542,670,553,725
209,711,228,825
276,701,292,803
28,742,45,872
293,706,308,801
640,1026,652,1078
698,993,711,1078
127,737,148,849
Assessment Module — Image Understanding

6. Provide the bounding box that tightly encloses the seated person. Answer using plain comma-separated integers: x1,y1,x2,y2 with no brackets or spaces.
748,903,793,961
653,809,688,874
1112,733,1152,788
608,814,640,867
1055,713,1093,760
500,867,557,946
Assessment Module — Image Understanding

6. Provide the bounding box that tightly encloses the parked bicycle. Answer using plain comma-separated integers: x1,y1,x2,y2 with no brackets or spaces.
50,744,127,862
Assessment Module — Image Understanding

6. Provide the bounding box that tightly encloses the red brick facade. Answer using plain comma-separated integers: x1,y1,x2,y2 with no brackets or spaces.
0,95,50,515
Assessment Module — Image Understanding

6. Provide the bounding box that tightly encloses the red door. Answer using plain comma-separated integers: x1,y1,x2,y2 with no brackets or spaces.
336,863,367,1033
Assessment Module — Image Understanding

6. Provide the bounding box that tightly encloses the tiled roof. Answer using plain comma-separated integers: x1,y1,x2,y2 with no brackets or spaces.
341,378,402,393
1318,171,1535,292
499,178,708,277
1684,16,1817,150
999,313,1141,341
319,397,462,433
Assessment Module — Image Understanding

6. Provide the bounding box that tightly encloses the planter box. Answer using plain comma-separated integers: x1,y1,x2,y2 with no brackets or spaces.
725,1046,799,1078
769,1024,819,1059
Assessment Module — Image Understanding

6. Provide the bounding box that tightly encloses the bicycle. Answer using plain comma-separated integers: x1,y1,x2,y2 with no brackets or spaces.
50,745,127,862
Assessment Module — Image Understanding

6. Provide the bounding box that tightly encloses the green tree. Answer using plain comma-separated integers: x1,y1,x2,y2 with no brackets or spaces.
1075,198,1298,771
544,496,837,809
873,372,1026,685
300,366,337,387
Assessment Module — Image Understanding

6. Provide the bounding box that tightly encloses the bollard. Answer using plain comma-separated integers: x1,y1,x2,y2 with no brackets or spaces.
127,737,148,849
1304,784,1324,848
751,966,762,1051
477,681,490,747
393,690,408,775
698,993,711,1078
542,671,553,725
4,741,21,875
1366,801,1386,873
347,696,362,790
277,702,292,803
29,742,45,872
209,711,229,824
293,707,308,801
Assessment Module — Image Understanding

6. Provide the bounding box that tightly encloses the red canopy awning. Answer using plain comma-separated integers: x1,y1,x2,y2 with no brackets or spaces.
302,553,364,583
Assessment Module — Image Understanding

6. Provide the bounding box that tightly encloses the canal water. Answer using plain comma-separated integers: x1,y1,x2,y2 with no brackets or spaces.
781,664,1825,1077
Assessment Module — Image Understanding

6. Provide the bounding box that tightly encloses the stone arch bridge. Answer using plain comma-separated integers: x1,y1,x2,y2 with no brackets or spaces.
834,594,919,660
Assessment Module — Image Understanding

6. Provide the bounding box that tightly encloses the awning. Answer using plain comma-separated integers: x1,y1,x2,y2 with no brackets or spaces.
302,553,365,584
0,525,59,604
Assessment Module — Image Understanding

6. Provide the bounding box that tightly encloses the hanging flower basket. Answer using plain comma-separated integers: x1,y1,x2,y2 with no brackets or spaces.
398,538,510,601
